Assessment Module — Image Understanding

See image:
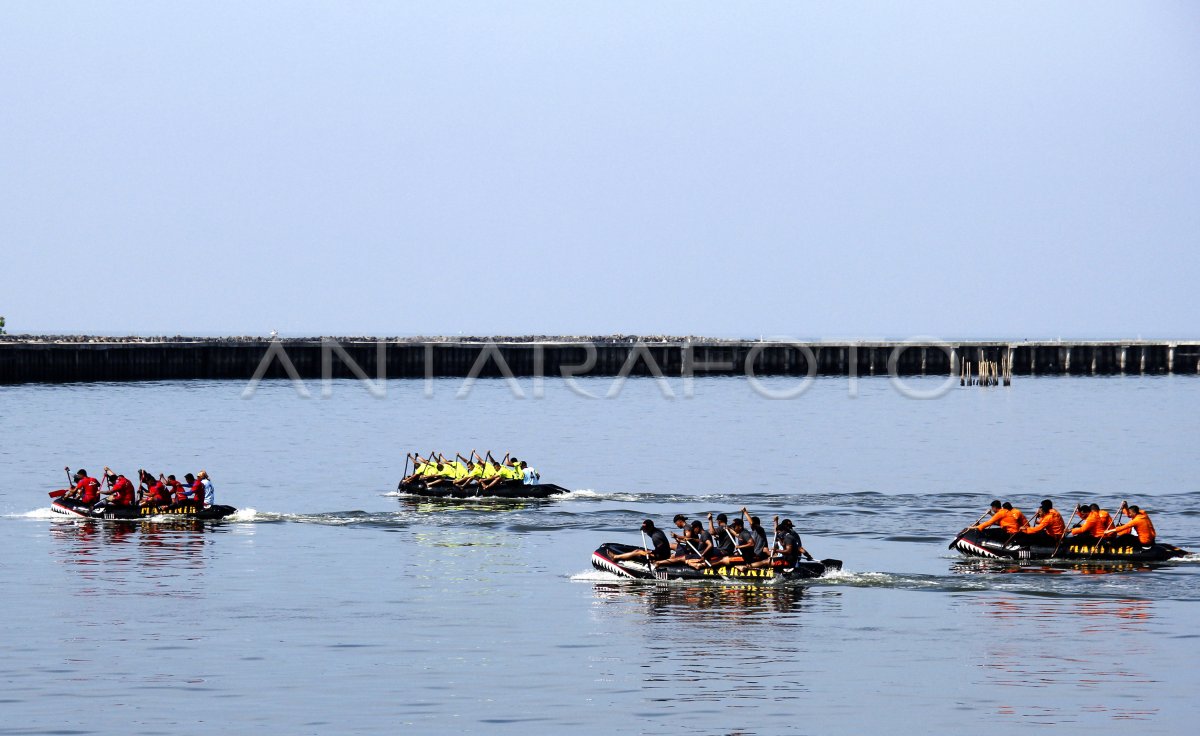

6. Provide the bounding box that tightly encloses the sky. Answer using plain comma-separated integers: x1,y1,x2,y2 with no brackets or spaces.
1,1,1198,339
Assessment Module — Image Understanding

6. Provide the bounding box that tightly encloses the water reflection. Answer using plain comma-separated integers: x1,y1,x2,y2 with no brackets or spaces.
966,596,1159,724
48,519,214,592
587,583,840,713
951,558,1166,576
592,581,819,619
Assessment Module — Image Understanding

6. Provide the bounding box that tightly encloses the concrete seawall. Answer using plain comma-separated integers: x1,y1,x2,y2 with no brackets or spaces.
1,337,1198,385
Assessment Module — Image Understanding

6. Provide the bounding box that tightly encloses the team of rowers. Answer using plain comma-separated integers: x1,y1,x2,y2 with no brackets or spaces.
401,451,539,490
61,466,216,508
969,498,1157,545
610,508,814,571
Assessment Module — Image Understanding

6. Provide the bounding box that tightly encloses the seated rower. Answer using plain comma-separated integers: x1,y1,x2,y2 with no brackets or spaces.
684,521,715,569
101,468,136,507
1018,499,1066,544
1003,502,1028,532
163,474,186,503
767,517,813,568
480,454,516,491
1104,504,1156,546
739,508,770,569
1067,503,1112,538
189,472,208,506
454,461,484,488
197,470,215,507
401,454,431,484
424,462,454,487
138,470,170,506
719,518,756,567
668,514,690,551
518,460,540,486
974,500,1018,539
707,513,734,561
174,473,198,505
611,520,671,563
65,468,101,506
662,522,698,565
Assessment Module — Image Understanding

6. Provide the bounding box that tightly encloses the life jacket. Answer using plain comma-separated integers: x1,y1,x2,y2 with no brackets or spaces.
191,480,206,506
75,477,100,504
110,477,135,506
145,481,168,505
169,481,188,503
1027,509,1065,536
1112,512,1156,544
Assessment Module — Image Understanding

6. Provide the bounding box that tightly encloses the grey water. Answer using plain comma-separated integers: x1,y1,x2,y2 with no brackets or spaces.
1,376,1198,735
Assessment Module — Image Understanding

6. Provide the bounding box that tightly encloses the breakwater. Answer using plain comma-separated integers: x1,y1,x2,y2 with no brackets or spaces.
1,337,1197,385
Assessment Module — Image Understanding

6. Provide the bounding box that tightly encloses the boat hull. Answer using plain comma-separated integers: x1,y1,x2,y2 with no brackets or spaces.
951,528,1189,562
397,479,569,499
591,542,840,582
51,497,238,521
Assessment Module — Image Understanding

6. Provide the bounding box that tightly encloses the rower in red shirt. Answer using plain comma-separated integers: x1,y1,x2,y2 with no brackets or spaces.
189,473,206,506
66,467,101,505
139,470,170,506
102,468,136,507
164,474,187,503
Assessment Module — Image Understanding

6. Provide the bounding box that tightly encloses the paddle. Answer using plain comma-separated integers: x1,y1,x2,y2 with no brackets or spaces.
1000,505,1035,548
1050,507,1081,558
1090,503,1125,558
948,509,993,549
640,530,657,574
50,466,75,498
684,538,713,568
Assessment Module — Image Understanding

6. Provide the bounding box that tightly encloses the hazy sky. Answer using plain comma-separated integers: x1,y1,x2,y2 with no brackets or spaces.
1,2,1197,338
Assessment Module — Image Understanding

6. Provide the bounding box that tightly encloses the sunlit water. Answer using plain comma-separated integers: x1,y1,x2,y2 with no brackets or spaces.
1,377,1198,734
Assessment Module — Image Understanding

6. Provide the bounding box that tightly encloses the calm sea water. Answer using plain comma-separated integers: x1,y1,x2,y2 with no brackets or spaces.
1,376,1198,735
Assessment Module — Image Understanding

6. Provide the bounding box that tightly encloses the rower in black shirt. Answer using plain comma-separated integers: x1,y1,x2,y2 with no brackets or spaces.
611,520,671,563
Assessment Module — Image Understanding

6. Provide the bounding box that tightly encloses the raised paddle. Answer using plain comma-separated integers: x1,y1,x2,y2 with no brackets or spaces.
948,509,993,549
1050,507,1081,558
51,467,75,498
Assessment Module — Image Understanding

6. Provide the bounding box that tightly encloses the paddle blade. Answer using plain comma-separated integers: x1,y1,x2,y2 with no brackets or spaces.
48,489,68,498
820,558,842,571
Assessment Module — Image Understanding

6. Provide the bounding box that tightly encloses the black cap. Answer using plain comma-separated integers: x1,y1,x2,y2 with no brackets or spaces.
990,500,1001,509
1041,499,1053,510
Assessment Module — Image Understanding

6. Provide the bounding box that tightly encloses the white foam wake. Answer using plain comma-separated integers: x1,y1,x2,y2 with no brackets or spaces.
570,569,625,582
7,507,61,519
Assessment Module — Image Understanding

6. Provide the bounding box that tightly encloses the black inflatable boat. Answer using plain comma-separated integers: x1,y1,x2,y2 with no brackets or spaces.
591,542,842,582
951,528,1189,562
50,497,238,521
397,479,570,499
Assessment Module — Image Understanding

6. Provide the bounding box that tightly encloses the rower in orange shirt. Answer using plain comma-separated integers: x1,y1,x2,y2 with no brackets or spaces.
1020,499,1066,544
1002,502,1027,532
1068,503,1112,538
974,501,1011,539
1104,504,1156,545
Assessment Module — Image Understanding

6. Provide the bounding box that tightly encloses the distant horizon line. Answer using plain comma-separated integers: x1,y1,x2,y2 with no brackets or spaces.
2,332,1197,344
